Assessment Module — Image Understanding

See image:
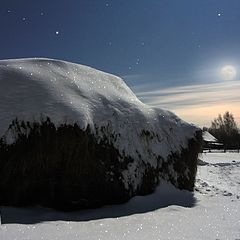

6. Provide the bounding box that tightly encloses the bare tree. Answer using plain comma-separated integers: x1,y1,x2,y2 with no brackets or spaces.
209,111,240,150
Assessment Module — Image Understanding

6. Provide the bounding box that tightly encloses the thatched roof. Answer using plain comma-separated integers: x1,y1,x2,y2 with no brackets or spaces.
0,58,202,210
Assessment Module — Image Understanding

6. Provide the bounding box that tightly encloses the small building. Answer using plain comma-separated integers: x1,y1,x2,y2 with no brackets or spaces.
202,131,223,151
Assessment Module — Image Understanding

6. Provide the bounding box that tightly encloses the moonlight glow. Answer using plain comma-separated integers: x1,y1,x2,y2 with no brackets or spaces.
220,65,237,80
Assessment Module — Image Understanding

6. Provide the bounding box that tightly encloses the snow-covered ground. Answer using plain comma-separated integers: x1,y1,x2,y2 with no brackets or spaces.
1,152,239,240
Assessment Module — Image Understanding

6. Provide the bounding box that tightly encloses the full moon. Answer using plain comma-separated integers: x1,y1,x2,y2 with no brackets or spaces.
220,65,237,80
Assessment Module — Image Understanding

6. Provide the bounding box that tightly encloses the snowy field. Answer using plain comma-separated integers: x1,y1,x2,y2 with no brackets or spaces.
1,152,240,240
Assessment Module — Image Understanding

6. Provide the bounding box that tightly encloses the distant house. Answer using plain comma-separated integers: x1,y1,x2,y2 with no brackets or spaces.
202,131,223,151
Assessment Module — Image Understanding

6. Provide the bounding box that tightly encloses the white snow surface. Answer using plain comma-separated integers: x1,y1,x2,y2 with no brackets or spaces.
1,152,240,239
0,58,198,189
202,131,218,142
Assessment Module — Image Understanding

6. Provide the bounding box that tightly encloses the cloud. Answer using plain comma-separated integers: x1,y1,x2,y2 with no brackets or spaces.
130,79,240,127
136,80,240,108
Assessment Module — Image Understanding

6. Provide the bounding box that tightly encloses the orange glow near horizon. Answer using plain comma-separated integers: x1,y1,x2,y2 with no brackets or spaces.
175,103,240,128
136,79,240,128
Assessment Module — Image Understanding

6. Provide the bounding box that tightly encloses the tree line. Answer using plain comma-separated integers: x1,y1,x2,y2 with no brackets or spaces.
204,111,240,150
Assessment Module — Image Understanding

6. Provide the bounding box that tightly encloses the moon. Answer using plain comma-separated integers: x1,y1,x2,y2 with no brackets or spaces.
220,65,237,80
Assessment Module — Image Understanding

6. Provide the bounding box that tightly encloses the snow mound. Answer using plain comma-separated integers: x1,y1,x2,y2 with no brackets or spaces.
0,58,201,208
0,58,196,154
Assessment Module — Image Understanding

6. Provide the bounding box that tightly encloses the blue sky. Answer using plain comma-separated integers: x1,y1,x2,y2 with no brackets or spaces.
1,0,240,126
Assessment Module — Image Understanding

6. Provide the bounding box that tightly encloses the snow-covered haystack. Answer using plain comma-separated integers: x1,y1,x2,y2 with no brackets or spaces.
0,58,202,210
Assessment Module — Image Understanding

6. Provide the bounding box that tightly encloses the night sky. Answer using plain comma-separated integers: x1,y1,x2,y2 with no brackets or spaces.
1,0,240,126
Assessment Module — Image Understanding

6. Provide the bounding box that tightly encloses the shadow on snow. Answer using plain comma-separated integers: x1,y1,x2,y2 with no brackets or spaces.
1,182,197,224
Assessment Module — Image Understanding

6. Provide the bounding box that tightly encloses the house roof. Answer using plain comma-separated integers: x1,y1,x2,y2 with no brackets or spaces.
203,131,218,142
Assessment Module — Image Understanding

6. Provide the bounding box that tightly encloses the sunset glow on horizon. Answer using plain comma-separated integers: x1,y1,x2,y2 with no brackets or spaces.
133,75,240,128
175,103,240,128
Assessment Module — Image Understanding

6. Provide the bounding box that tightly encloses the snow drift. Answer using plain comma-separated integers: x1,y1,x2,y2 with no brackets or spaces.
0,58,202,210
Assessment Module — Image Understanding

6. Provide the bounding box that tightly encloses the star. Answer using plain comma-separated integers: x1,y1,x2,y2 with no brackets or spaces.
55,31,59,35
217,13,221,17
22,17,26,21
